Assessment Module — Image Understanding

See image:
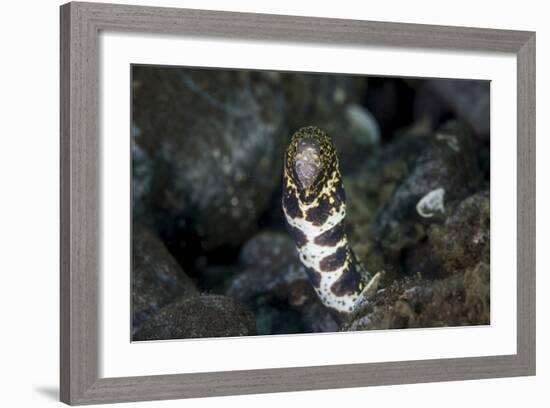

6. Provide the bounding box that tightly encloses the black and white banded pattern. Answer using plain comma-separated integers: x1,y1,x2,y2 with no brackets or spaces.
282,126,382,317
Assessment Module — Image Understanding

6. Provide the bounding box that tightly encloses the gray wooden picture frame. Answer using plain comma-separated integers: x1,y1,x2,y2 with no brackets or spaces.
60,1,536,405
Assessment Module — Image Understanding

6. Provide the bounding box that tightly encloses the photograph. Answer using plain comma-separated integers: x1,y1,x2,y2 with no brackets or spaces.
131,65,491,341
1,0,542,405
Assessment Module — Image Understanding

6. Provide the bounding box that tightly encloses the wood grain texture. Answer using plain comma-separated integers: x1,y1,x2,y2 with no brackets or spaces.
60,1,536,405
516,34,536,373
60,2,100,404
60,4,71,403
69,1,533,51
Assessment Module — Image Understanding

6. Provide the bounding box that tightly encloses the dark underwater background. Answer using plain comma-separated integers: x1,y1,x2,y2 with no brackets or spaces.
131,65,490,340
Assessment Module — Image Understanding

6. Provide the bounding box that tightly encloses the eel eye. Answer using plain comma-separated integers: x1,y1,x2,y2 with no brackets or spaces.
295,139,321,189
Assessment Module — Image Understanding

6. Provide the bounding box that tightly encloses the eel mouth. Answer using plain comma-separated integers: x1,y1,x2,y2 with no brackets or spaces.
294,138,321,190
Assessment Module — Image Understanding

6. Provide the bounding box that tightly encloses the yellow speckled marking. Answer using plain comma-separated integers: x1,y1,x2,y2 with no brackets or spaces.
282,126,381,316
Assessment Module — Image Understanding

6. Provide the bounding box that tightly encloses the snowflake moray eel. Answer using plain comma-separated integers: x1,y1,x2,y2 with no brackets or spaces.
282,126,383,320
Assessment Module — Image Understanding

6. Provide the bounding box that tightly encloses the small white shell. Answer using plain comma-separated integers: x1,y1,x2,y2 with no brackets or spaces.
416,188,446,218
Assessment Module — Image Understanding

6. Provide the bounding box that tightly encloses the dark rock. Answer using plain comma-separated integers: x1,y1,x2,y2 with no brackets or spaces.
132,225,198,333
426,190,490,277
424,79,490,140
280,73,367,132
131,125,152,221
412,81,452,132
226,232,338,333
194,262,242,294
132,66,287,250
344,261,490,331
300,302,341,333
240,231,299,270
372,121,482,264
316,104,380,174
253,301,304,336
133,295,256,341
364,77,416,142
343,176,388,276
402,241,439,279
227,232,313,302
340,121,482,280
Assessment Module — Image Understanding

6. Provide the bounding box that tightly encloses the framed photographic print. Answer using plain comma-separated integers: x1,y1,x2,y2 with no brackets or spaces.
60,1,536,405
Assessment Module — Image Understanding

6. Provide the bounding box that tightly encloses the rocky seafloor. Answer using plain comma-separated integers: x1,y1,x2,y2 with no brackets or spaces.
131,66,490,340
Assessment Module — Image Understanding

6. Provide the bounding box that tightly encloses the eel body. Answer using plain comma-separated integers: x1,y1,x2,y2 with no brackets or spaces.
282,126,382,318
